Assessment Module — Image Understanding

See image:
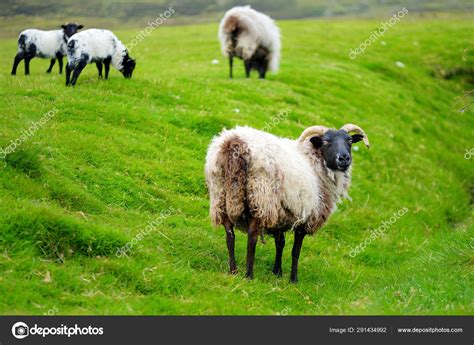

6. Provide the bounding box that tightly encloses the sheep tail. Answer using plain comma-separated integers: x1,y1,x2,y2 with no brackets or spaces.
222,14,239,34
221,136,249,224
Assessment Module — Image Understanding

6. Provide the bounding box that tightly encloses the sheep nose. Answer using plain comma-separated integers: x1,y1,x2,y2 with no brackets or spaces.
337,153,350,163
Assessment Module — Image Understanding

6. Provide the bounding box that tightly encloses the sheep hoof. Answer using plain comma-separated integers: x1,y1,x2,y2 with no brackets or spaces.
244,273,253,280
230,268,237,275
290,277,298,284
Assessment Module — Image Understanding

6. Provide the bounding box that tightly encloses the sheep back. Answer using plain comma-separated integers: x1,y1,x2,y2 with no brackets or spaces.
18,29,65,58
205,126,335,233
67,29,126,70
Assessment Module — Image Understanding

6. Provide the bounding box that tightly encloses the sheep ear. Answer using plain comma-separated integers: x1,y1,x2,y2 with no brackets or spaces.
61,25,66,29
77,25,84,30
309,136,323,149
351,134,364,143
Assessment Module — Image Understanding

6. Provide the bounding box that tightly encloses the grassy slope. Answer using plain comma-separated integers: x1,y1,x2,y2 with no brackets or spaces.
0,15,472,315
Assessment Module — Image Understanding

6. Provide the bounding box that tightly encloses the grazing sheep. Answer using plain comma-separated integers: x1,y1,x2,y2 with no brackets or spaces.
11,23,83,75
65,29,136,86
205,124,370,282
218,5,281,79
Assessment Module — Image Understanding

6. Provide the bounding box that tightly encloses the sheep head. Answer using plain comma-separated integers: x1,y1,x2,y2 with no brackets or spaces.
120,54,136,79
298,124,370,172
61,23,84,40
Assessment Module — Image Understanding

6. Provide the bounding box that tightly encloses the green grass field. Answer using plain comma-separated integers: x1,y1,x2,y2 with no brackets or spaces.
0,14,472,315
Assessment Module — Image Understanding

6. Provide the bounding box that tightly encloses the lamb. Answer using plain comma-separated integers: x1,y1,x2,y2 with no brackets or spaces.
11,23,83,76
218,6,281,79
205,124,370,282
65,29,136,86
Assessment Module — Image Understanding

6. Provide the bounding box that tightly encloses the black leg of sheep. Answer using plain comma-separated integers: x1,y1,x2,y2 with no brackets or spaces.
24,54,34,75
258,60,268,79
103,57,111,80
244,60,251,78
223,217,237,274
46,59,55,73
96,62,103,79
229,56,233,79
56,54,63,74
65,63,73,86
245,218,260,279
290,229,306,283
272,231,285,277
11,52,24,75
70,60,87,86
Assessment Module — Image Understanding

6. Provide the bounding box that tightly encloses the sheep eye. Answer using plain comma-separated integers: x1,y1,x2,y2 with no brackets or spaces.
323,140,330,146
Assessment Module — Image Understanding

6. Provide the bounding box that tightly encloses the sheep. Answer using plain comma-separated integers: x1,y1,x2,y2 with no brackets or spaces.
205,124,370,282
11,23,83,76
218,5,281,79
65,29,136,86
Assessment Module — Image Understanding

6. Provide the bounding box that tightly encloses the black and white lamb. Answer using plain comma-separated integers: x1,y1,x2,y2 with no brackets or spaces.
218,5,281,79
65,29,136,86
11,23,83,75
205,124,370,282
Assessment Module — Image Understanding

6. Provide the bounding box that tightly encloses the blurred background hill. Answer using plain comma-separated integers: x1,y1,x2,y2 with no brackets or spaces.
1,0,473,37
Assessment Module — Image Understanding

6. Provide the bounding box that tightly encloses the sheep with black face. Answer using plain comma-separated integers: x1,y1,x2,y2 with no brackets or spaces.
11,23,83,75
65,29,136,86
205,124,370,282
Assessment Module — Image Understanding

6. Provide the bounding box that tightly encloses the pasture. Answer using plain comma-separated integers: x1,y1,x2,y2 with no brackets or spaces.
0,14,472,315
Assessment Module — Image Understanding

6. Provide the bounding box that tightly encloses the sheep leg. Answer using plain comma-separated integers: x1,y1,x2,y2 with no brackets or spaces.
244,59,251,78
56,54,64,74
290,229,306,283
223,217,237,274
258,60,268,79
65,63,73,86
24,55,34,75
245,218,259,279
46,59,55,73
272,231,285,277
11,52,24,75
229,55,233,79
24,44,36,75
103,57,111,80
70,60,87,86
96,62,103,79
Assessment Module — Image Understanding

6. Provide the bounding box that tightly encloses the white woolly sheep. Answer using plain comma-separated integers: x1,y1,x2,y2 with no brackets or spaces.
11,23,83,75
65,29,136,86
218,5,281,79
205,124,370,282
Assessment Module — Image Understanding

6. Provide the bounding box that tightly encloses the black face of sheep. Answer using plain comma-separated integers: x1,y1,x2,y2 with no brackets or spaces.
310,130,364,172
121,56,136,78
61,23,83,39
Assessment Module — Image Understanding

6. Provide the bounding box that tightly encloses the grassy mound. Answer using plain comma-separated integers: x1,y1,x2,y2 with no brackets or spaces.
0,14,472,314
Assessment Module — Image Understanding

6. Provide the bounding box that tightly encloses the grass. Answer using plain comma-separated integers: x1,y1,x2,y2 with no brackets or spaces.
0,14,473,315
